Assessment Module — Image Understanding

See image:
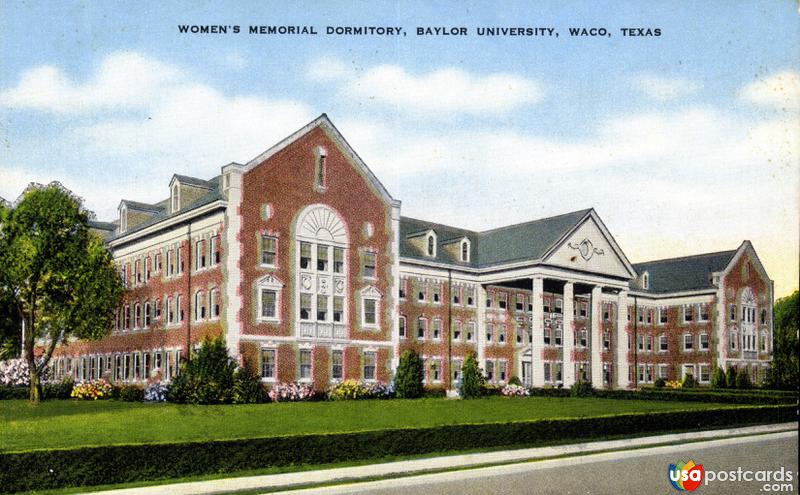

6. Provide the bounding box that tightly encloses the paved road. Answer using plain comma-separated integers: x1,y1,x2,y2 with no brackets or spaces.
276,431,798,495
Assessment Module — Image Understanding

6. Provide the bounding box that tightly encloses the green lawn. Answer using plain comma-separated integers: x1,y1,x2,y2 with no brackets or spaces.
1,396,732,453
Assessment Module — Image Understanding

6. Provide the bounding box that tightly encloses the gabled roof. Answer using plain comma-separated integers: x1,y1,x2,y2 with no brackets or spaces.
170,174,215,190
119,199,163,213
632,249,737,293
400,209,593,268
244,114,398,207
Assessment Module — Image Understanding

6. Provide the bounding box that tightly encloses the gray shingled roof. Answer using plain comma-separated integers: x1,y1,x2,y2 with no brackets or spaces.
400,209,592,268
110,175,223,242
632,250,736,293
120,200,164,212
173,174,215,189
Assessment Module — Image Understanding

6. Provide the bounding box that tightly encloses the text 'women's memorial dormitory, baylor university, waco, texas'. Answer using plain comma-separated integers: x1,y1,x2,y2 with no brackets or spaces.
29,115,774,391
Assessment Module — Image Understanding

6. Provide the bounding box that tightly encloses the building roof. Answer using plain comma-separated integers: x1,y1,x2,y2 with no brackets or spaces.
172,174,215,189
400,208,592,268
110,175,223,242
119,200,164,213
632,249,737,293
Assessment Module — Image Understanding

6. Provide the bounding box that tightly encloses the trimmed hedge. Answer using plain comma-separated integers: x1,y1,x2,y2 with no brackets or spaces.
0,405,795,493
528,386,797,405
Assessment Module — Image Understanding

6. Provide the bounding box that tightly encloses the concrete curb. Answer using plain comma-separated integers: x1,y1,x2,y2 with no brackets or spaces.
95,422,798,495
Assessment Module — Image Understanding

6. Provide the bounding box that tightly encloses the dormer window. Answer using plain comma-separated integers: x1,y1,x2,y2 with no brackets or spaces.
171,184,180,213
426,232,437,257
460,239,470,262
642,272,649,290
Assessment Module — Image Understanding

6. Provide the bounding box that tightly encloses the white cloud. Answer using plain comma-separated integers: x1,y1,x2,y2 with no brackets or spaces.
632,73,700,101
0,52,182,113
307,57,350,82
339,64,542,115
740,70,800,109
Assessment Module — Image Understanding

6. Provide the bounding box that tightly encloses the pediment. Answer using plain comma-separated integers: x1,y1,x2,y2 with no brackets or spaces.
544,215,634,279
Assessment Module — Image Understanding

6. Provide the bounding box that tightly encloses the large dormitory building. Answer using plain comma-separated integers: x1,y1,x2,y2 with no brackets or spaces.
48,115,774,390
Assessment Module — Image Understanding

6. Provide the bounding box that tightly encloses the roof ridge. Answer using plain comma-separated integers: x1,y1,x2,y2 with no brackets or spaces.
633,249,737,266
478,208,592,235
400,216,480,235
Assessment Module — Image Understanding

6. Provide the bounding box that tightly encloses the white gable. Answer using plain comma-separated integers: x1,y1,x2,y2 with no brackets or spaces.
545,216,633,278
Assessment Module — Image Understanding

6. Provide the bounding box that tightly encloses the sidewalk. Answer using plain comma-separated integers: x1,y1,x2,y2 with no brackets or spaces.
96,422,798,495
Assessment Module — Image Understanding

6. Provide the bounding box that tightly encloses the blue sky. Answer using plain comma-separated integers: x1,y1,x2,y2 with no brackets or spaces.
1,1,798,296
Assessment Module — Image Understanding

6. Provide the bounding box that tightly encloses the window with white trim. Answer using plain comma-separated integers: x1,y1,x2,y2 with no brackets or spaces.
360,286,381,328
486,323,494,343
256,275,283,323
210,288,220,319
699,333,709,351
466,321,476,342
683,334,694,351
460,240,470,262
417,317,427,339
331,350,343,380
432,318,442,340
260,348,276,380
261,235,277,266
195,239,206,270
398,316,406,338
426,233,436,257
659,334,668,352
194,290,206,321
363,351,376,381
699,364,711,383
299,349,312,381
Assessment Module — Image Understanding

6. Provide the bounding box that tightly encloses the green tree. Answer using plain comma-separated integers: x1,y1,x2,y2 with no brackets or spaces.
735,368,752,389
394,350,424,399
459,352,484,399
0,183,123,402
726,366,738,389
711,367,727,389
171,336,237,404
765,291,799,390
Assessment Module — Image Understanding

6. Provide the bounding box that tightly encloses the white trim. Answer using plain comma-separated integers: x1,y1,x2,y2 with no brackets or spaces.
109,200,226,247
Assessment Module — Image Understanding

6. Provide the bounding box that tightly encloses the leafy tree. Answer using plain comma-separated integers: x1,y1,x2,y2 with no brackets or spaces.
765,291,799,390
711,367,727,389
726,366,738,389
394,350,424,399
459,352,484,399
171,336,237,404
0,184,123,402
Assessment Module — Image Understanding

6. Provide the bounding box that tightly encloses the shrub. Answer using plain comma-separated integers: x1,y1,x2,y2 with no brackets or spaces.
711,367,727,389
268,382,315,402
459,352,484,399
328,379,392,400
0,358,51,387
570,380,594,397
1,405,793,493
665,380,682,389
682,374,697,389
143,382,170,402
654,378,666,388
232,368,262,404
43,379,74,400
171,337,237,404
508,376,523,387
365,381,394,399
726,367,738,388
394,350,424,399
119,384,144,402
501,384,529,397
70,379,113,400
736,369,752,389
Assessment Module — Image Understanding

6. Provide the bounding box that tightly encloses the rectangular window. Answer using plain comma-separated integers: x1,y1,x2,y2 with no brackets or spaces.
645,335,652,352
432,318,442,340
299,350,311,380
603,363,612,384
212,236,220,264
729,304,736,322
603,331,610,350
543,297,551,313
498,361,507,382
432,284,441,303
699,333,709,350
498,293,507,310
555,298,563,314
317,295,328,321
196,240,206,270
660,335,668,351
555,329,562,346
544,327,552,345
659,308,668,324
486,323,494,343
300,242,311,269
300,293,312,320
699,364,711,383
498,324,506,344
683,305,694,323
261,236,277,266
466,322,476,342
544,362,552,382
603,305,610,322
331,350,343,380
261,349,276,380
699,305,709,322
363,352,376,380
683,334,694,351
451,320,461,341
466,287,475,306
399,279,407,300
317,245,329,271
579,301,587,318
398,316,406,338
333,247,344,273
516,295,524,312
452,286,461,305
486,293,493,308
417,318,427,339
485,360,495,382
430,359,441,382
363,252,376,279
682,364,695,379
418,282,426,302
333,296,344,323
363,299,377,325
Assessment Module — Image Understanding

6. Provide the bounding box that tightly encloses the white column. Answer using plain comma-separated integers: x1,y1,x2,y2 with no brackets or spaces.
616,290,629,389
530,277,545,387
562,281,575,386
222,164,244,361
477,284,487,364
390,203,401,370
590,286,603,388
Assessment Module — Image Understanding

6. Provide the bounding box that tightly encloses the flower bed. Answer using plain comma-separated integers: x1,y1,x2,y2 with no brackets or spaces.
267,383,316,402
70,379,113,400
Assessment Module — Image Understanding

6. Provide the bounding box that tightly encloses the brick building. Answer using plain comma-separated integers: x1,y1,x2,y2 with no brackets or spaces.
48,114,774,390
